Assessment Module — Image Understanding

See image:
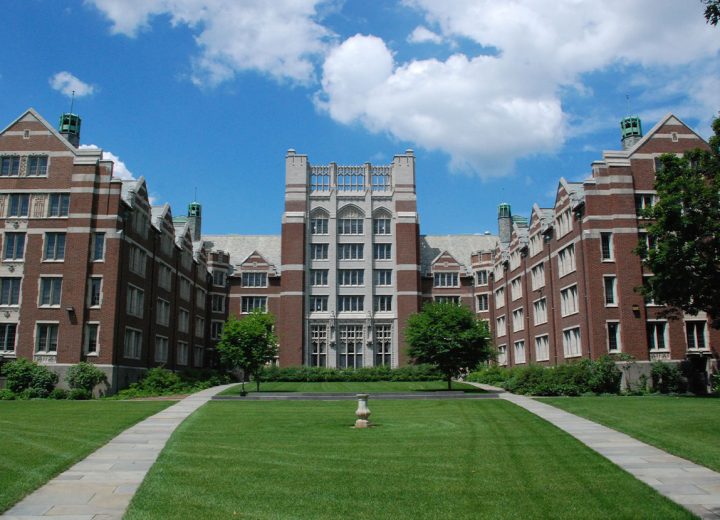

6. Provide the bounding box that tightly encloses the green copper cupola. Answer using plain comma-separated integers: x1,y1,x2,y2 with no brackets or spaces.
187,201,202,241
498,203,512,245
58,113,81,147
620,115,642,150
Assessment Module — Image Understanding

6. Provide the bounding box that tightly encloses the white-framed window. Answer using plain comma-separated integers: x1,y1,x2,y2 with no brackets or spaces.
643,275,657,305
556,209,572,237
529,233,543,257
533,298,547,325
36,322,59,353
87,276,102,307
211,320,224,340
311,269,328,286
638,231,657,253
338,243,363,260
373,243,392,260
338,295,364,312
604,276,617,306
27,155,48,176
123,327,142,359
155,335,169,363
0,277,21,306
607,321,621,352
3,232,26,261
514,340,526,364
493,263,504,282
600,232,613,261
310,324,327,366
338,324,363,368
156,298,170,326
159,264,173,291
311,243,329,260
496,315,507,337
375,324,392,366
126,285,144,317
195,317,205,337
512,308,524,332
510,277,522,301
509,250,521,271
177,341,189,365
242,272,268,287
495,287,505,309
48,193,70,217
178,308,189,333
309,296,328,312
374,269,392,286
562,327,581,358
311,216,329,235
530,263,545,290
242,296,267,313
475,270,488,286
39,276,62,307
374,295,392,312
535,335,550,361
179,278,191,301
476,294,489,311
339,269,364,286
84,323,99,355
560,285,579,317
43,232,66,261
497,345,507,366
91,232,105,261
435,296,460,304
212,270,226,287
373,218,391,235
1,155,20,176
211,294,225,313
128,245,146,276
0,323,17,352
8,194,29,216
558,244,576,277
685,321,708,351
635,193,656,215
647,321,668,351
338,218,363,235
433,272,459,287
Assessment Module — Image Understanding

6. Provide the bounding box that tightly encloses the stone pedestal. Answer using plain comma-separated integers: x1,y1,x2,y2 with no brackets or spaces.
354,393,371,428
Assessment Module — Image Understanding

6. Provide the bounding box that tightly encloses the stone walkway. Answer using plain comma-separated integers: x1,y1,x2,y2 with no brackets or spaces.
493,389,720,519
2,384,235,520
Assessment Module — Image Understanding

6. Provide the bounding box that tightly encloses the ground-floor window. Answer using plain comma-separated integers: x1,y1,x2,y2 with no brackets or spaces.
606,321,620,352
562,327,581,358
514,340,526,364
646,321,667,351
177,341,189,366
534,335,549,361
0,323,17,352
497,345,507,366
375,324,392,366
338,324,363,368
36,323,59,353
124,327,142,359
310,324,327,367
193,346,203,367
685,321,707,351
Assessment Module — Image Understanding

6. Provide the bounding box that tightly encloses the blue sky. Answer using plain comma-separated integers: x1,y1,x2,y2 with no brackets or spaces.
2,0,718,235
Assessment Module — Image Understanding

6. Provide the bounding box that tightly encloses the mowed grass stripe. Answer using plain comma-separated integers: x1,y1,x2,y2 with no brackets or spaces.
126,400,693,520
219,380,485,394
0,400,173,513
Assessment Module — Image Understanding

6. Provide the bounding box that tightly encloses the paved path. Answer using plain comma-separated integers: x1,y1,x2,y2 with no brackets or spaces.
2,384,235,520
496,390,720,519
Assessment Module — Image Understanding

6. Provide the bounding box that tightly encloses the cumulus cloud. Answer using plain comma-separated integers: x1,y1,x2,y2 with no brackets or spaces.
407,26,442,44
79,145,135,180
49,72,96,97
87,0,333,85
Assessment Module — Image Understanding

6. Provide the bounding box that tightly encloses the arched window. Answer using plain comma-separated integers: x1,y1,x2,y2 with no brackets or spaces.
338,205,364,235
310,209,329,235
373,208,392,235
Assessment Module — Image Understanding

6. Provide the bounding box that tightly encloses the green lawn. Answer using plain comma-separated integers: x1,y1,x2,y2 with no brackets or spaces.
544,395,720,472
220,380,485,395
126,400,692,520
0,400,172,513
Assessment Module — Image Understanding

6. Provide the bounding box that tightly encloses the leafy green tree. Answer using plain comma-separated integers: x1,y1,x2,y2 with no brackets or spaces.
703,0,720,25
637,117,720,328
216,311,278,392
66,362,107,394
406,302,492,390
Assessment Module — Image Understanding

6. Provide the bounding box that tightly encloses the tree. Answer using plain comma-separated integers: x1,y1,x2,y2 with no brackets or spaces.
703,0,720,25
405,302,493,390
216,310,278,392
637,117,720,328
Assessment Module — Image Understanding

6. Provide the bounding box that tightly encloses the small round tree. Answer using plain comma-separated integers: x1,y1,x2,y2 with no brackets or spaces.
66,362,108,395
406,302,492,390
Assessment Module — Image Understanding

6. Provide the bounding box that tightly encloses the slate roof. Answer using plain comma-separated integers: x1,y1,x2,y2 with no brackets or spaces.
203,235,281,270
420,234,498,274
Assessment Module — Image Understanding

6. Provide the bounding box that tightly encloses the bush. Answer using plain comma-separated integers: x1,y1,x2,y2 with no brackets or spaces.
258,364,443,383
651,362,688,394
1,359,58,397
712,371,720,394
0,388,16,400
48,388,69,400
68,388,92,400
113,368,235,399
66,362,107,393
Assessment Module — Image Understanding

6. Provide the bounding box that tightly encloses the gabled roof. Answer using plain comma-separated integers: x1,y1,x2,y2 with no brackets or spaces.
420,234,498,274
151,204,172,232
120,177,147,207
203,235,281,271
627,113,706,155
556,177,585,210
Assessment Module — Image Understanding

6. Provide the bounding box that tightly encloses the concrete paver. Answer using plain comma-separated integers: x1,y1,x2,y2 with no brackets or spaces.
2,384,234,520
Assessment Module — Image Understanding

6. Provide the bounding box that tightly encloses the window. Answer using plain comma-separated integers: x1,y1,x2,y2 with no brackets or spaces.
212,270,226,287
560,285,579,317
124,328,142,359
476,294,489,311
433,272,459,287
512,308,524,332
530,263,545,290
211,321,224,340
510,277,522,301
48,194,70,217
686,321,707,351
338,218,363,235
647,321,667,351
493,263,504,282
161,233,174,256
509,251,521,271
310,216,328,235
180,251,192,272
3,232,25,260
336,168,364,191
374,270,392,286
132,210,149,239
371,168,391,191
177,341,189,365
242,272,267,287
529,233,543,257
475,270,488,286
338,295,364,312
128,245,146,275
127,285,144,318
39,277,62,307
178,309,189,333
557,244,576,277
338,325,363,368
533,298,547,325
155,336,169,362
87,277,102,307
339,269,364,286
373,243,391,260
0,277,21,305
196,288,206,309
373,218,391,235
495,287,505,309
497,345,507,366
635,193,656,215
435,296,460,304
242,296,267,313
1,156,20,176
496,315,507,337
158,265,173,290
27,155,48,176
211,294,225,313
0,323,17,352
638,231,657,253
514,341,526,364
338,243,363,260
375,324,392,366
604,276,617,306
563,327,581,358
310,325,327,366
311,269,328,286
179,278,191,301
556,209,572,237
309,296,328,312
91,232,105,261
43,232,66,261
156,299,170,326
535,335,550,361
194,346,203,366
607,322,620,352
374,295,392,312
310,169,330,191
8,194,29,217
195,317,205,337
600,232,613,261
643,275,656,305
36,323,59,353
311,243,329,260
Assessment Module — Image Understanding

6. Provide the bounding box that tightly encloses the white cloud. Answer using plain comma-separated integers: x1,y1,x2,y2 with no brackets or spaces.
407,26,442,45
49,72,96,97
87,0,333,85
79,145,135,180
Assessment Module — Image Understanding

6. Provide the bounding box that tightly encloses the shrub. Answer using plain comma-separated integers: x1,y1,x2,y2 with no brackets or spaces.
1,358,58,396
48,388,69,400
712,371,720,394
651,362,687,394
588,356,622,394
68,388,92,400
139,367,183,393
113,368,235,399
0,388,16,400
258,364,443,383
66,362,107,393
